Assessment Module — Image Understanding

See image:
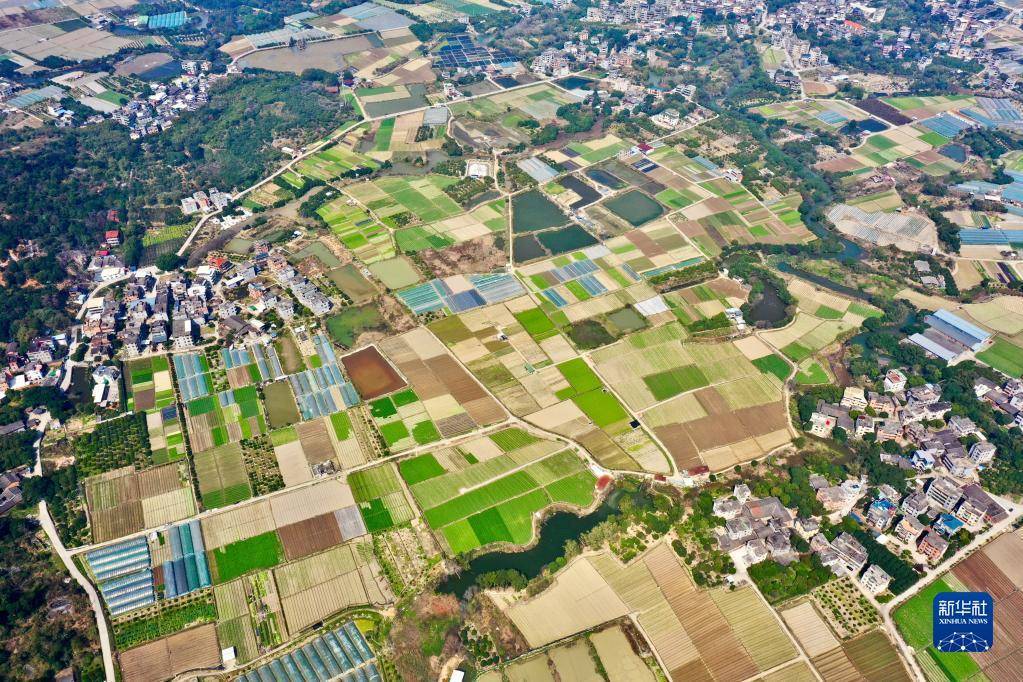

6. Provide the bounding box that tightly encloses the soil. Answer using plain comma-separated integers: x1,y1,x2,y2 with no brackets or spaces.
354,295,416,348
418,235,508,279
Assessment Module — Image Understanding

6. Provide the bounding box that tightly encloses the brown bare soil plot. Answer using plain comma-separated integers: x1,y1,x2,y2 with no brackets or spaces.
810,647,860,682
118,624,220,682
734,402,788,436
670,658,714,682
137,463,185,498
341,346,406,399
278,513,344,561
982,532,1023,588
953,551,1016,600
91,503,145,543
654,425,701,471
985,650,1023,682
134,388,156,411
296,418,334,465
227,366,251,389
843,631,911,680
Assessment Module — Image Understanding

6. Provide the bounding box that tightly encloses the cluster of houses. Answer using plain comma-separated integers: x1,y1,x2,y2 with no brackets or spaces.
810,371,1000,482
112,62,221,140
180,188,232,216
1,336,68,398
974,375,1023,429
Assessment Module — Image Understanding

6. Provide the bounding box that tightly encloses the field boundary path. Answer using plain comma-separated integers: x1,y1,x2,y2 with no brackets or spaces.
39,500,117,682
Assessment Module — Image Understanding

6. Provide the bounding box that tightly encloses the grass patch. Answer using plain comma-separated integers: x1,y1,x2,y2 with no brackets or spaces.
213,531,283,583
977,338,1023,377
752,354,790,381
399,453,446,485
641,366,709,401
411,420,441,445
795,362,830,385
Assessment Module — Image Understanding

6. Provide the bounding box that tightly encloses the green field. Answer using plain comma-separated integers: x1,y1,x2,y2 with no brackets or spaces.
399,453,446,485
489,427,540,452
514,307,556,338
348,463,415,531
977,338,1023,377
795,362,829,385
642,366,709,401
213,531,284,583
782,341,813,362
411,449,596,554
752,354,791,382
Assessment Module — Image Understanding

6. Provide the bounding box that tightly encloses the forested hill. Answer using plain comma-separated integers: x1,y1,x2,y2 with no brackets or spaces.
0,71,355,344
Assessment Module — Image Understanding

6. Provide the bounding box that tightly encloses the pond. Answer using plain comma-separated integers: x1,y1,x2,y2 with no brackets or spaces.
559,174,601,209
512,189,568,233
776,261,872,302
746,280,789,326
513,234,547,261
437,486,625,597
585,168,625,190
556,76,596,91
537,224,598,254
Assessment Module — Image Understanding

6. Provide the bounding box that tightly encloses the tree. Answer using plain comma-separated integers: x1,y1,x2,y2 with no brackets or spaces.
155,253,184,271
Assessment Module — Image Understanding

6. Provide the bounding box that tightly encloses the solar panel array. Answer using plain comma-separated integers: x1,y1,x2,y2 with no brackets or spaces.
86,538,156,616
398,273,525,315
435,33,511,69
238,621,382,682
173,352,211,402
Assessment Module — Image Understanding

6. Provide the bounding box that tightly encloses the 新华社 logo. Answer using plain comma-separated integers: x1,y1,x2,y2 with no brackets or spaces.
933,592,994,653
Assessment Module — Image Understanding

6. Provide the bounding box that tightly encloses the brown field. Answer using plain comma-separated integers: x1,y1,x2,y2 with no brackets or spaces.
278,513,344,561
953,551,1016,600
91,503,145,543
811,647,859,681
118,624,220,682
136,463,185,498
295,419,334,465
341,346,406,399
227,366,251,389
843,631,911,681
134,388,155,411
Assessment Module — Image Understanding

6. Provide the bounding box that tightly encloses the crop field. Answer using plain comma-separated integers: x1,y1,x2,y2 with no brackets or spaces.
783,601,911,681
76,412,153,477
367,111,445,159
368,256,422,289
665,277,748,328
295,141,379,181
977,337,1023,377
348,462,415,531
480,634,608,682
125,355,174,412
894,530,1023,681
547,133,629,168
85,461,197,542
193,443,252,509
505,541,799,680
752,99,869,130
591,324,790,471
146,405,186,465
760,312,859,363
184,385,267,454
449,83,580,144
430,299,669,473
345,174,462,227
378,327,505,438
118,623,221,682
211,530,285,583
220,346,264,389
273,536,391,633
819,122,962,177
672,185,815,253
395,198,506,252
405,441,595,554
316,196,394,264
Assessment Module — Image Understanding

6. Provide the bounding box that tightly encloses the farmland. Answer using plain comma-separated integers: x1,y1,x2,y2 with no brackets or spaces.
591,324,791,472
504,541,801,680
894,530,1023,681
430,297,669,473
400,429,596,555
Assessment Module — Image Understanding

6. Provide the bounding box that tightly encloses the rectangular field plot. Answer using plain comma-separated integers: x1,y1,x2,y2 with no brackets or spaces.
125,355,174,412
193,443,252,509
503,541,799,680
378,327,505,438
345,174,462,227
317,196,394,264
295,142,379,181
184,385,267,454
85,461,197,542
348,462,415,531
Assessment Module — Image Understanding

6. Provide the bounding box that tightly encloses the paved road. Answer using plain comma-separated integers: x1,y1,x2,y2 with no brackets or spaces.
39,500,117,682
